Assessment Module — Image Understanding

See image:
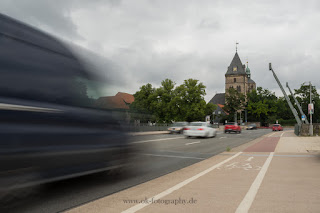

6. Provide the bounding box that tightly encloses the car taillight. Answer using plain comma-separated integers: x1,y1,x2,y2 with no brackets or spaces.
197,128,204,130
184,128,190,130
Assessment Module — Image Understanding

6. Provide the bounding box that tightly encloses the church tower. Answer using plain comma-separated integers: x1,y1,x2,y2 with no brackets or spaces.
225,51,256,100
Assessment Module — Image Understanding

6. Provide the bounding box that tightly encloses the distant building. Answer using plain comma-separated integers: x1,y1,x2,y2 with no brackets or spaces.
212,104,229,122
225,51,256,98
208,49,256,122
95,92,134,110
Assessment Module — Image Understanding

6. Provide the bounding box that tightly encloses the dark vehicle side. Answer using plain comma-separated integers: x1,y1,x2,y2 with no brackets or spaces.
224,122,241,133
0,13,131,197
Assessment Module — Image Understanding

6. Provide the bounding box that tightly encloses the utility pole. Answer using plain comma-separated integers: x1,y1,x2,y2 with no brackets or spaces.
309,82,313,136
286,82,309,124
269,63,302,126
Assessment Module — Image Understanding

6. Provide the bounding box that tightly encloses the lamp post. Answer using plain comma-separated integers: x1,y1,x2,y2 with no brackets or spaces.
309,82,313,136
303,81,313,136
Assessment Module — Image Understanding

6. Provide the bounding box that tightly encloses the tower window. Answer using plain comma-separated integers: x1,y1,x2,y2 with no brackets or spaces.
234,78,236,82
237,86,241,92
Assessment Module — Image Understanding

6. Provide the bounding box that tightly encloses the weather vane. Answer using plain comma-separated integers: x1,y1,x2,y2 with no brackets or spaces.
236,41,239,52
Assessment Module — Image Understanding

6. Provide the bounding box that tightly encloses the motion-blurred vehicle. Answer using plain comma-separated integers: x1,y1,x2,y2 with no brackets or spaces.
272,124,283,131
184,122,217,138
168,122,188,134
0,13,132,198
246,123,257,130
224,122,241,133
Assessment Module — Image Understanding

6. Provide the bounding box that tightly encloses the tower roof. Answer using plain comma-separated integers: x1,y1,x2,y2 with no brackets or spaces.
225,52,246,75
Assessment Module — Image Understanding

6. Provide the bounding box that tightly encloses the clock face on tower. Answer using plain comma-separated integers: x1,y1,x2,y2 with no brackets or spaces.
233,66,237,72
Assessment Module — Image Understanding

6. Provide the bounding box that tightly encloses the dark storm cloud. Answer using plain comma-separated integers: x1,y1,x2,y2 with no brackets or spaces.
1,0,320,99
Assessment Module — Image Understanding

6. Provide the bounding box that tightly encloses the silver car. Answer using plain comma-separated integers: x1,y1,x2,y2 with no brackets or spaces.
168,122,188,134
183,122,217,138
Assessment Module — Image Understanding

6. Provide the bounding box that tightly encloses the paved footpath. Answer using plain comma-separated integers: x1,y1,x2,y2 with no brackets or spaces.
66,131,320,213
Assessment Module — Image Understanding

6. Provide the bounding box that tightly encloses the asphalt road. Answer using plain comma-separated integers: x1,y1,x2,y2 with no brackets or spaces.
4,129,271,213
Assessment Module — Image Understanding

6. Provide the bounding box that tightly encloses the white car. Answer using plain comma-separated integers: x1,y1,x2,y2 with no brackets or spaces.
183,122,217,138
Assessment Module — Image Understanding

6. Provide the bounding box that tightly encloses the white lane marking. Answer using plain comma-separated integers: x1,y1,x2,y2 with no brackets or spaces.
268,132,277,137
219,137,227,139
235,152,274,213
245,157,254,162
280,132,285,137
141,153,205,160
131,137,184,144
185,141,201,145
122,152,243,213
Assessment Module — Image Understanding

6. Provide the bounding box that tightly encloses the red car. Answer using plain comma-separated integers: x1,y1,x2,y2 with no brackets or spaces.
272,124,283,131
224,122,241,134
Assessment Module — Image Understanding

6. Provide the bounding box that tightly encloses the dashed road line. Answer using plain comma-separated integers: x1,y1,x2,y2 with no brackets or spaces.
122,152,243,213
131,137,184,144
235,152,274,213
185,141,201,145
280,132,285,137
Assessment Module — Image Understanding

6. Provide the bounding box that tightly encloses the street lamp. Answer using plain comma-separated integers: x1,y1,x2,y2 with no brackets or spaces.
302,81,313,136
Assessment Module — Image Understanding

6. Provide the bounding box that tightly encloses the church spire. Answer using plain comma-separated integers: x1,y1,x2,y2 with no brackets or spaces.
246,59,251,78
236,41,239,52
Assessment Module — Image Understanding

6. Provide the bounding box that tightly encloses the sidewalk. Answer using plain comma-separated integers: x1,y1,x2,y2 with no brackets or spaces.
66,130,320,213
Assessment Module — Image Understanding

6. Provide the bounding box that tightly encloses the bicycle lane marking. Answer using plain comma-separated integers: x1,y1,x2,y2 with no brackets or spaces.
121,152,243,213
235,152,274,213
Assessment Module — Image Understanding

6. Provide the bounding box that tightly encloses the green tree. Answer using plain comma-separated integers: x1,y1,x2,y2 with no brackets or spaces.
130,79,215,123
173,79,209,122
295,84,320,123
224,87,245,117
130,83,157,122
154,79,176,123
246,87,277,124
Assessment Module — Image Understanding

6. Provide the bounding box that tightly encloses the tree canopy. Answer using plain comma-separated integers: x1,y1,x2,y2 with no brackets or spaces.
224,87,245,115
130,78,216,123
222,84,320,125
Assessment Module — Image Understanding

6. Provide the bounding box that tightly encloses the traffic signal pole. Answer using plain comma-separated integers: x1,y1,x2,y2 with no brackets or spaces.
269,63,302,126
286,82,309,124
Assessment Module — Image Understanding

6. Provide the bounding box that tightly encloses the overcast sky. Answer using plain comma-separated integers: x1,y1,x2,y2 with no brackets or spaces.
1,0,320,101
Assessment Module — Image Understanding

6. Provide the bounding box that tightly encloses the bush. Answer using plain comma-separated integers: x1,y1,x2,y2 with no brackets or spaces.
277,118,296,126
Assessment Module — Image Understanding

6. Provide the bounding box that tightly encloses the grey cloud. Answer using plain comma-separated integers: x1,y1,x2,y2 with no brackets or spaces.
1,0,320,100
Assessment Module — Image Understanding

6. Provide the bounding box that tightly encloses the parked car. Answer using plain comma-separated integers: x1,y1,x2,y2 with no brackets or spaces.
224,122,241,133
0,13,132,199
184,122,217,138
168,122,188,134
272,124,283,131
246,123,257,130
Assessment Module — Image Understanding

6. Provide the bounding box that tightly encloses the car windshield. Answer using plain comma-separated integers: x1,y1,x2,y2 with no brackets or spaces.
226,123,235,125
273,124,280,127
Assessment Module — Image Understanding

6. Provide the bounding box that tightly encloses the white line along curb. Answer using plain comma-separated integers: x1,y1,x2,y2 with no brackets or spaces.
122,152,243,213
235,152,274,213
131,137,184,144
